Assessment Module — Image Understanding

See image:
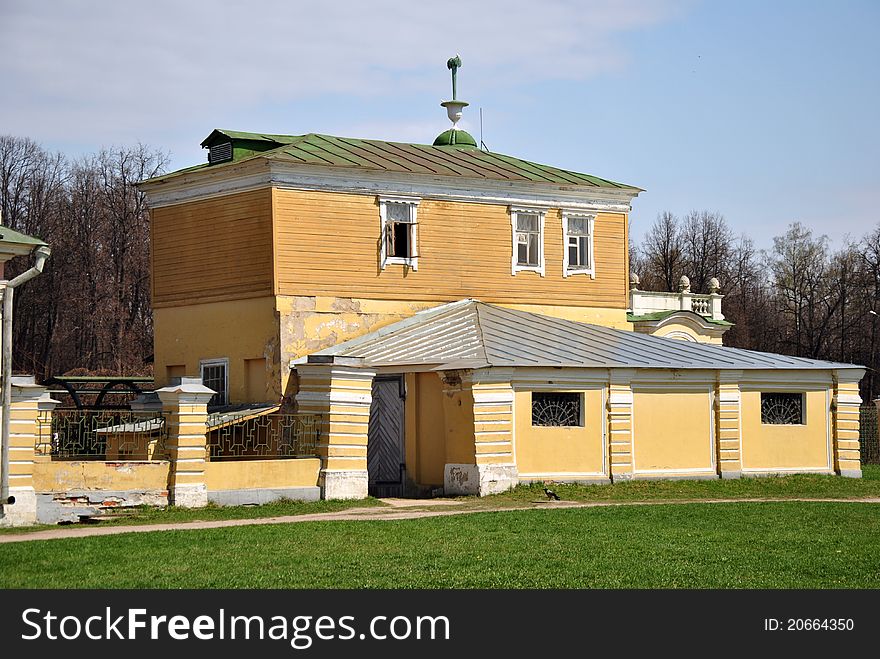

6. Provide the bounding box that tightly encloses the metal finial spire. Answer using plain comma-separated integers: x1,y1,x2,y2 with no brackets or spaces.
447,55,461,100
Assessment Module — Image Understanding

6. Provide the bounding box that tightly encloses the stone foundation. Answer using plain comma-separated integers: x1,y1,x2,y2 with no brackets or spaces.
321,469,368,500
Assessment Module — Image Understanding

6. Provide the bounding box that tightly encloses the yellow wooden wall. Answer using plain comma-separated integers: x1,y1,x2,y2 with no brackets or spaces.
152,189,274,307
273,189,628,308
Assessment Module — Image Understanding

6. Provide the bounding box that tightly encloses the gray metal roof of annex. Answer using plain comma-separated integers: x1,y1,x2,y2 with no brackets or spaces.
302,299,863,372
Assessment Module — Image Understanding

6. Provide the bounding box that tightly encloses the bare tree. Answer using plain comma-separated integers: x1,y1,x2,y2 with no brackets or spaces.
639,212,684,291
680,211,733,293
0,135,167,379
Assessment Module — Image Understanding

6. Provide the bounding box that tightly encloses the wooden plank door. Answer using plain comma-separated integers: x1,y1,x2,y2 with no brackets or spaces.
367,376,406,497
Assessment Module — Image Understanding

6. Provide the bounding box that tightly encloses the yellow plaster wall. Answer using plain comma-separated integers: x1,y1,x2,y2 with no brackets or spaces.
33,460,170,492
740,389,831,472
442,380,477,465
204,458,320,490
632,388,715,474
514,389,606,477
412,372,447,486
153,296,280,402
501,303,631,330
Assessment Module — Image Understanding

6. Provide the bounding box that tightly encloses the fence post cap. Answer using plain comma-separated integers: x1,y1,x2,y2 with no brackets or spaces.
157,383,216,396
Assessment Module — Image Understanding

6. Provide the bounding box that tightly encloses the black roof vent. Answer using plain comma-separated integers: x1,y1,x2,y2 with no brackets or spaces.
209,142,233,164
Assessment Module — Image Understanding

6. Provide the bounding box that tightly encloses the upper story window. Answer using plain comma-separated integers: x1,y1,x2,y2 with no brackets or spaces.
379,196,420,270
562,211,596,278
200,358,229,408
510,207,546,276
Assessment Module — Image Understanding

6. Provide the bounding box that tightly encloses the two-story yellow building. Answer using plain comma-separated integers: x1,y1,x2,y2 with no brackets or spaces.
140,86,864,500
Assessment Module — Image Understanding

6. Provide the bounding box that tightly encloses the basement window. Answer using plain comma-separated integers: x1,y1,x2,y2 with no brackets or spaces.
760,392,804,425
379,196,420,270
563,211,596,278
511,207,546,276
208,142,233,164
531,392,583,427
200,358,229,407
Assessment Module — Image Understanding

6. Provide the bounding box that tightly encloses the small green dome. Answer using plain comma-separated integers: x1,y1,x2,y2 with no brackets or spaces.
433,128,478,148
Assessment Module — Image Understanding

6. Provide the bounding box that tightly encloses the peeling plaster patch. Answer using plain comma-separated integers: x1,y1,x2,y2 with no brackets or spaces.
36,490,169,524
330,297,363,313
292,297,317,311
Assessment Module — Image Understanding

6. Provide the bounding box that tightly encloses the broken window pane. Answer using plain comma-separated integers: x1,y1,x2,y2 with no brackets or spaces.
392,221,411,258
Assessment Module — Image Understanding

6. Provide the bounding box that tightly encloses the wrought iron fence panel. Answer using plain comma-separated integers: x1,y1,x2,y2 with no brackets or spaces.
860,405,879,465
208,413,321,461
37,410,169,461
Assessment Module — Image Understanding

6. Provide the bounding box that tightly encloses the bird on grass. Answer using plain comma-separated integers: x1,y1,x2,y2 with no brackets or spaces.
543,486,561,501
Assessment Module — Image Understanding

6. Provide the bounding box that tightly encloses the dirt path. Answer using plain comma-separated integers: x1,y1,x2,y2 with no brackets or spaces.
2,496,878,544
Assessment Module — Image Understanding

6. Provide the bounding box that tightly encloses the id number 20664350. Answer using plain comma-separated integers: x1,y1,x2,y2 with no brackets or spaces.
764,618,854,632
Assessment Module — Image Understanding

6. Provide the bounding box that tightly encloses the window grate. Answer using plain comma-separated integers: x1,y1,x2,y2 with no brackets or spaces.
760,392,804,425
531,392,582,427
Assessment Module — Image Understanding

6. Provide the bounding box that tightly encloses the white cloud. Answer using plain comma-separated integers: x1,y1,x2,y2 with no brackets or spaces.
0,0,684,154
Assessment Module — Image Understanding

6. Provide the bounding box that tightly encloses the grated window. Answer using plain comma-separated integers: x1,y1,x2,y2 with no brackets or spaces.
531,392,583,427
760,392,804,425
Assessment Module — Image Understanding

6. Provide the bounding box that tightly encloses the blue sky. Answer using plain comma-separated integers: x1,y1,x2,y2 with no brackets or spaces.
1,0,877,247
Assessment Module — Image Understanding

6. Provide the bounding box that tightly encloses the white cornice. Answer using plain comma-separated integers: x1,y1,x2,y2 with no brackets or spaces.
141,159,639,213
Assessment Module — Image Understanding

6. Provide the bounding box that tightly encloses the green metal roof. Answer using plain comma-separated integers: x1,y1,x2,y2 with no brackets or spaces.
148,129,642,191
199,129,302,148
0,226,47,246
627,310,734,327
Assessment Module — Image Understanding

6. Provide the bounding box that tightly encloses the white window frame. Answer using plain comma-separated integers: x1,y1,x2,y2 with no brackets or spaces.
510,206,546,276
379,195,420,270
562,210,596,278
200,357,229,407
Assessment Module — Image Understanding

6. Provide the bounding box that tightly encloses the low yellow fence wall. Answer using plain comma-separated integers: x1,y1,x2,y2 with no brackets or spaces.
33,459,171,492
204,458,321,491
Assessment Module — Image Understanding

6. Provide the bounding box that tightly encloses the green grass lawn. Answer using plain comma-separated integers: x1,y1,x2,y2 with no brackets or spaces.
0,497,385,536
2,466,878,536
1,501,878,588
476,464,880,508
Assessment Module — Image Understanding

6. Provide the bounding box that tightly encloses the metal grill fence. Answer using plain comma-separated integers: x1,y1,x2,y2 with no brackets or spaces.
208,413,321,461
37,410,168,461
860,405,879,465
